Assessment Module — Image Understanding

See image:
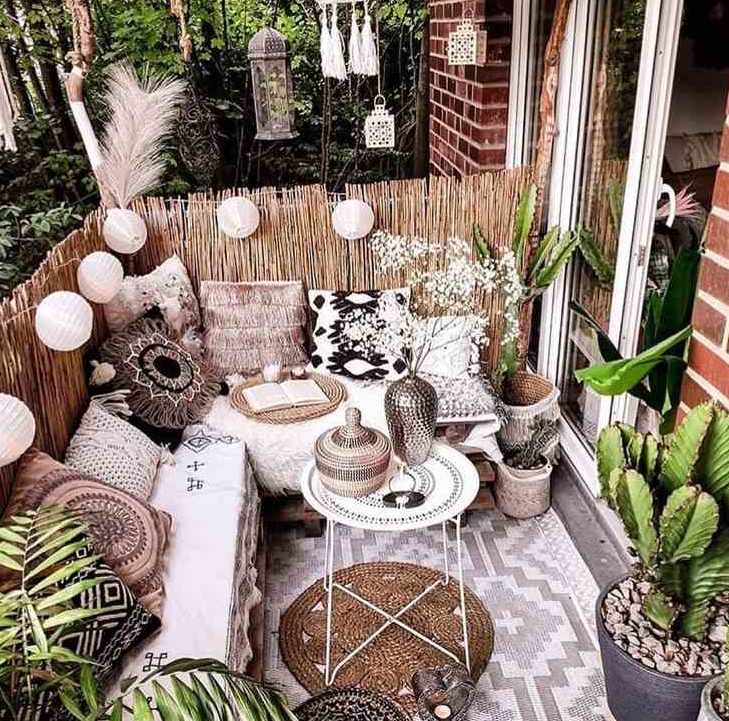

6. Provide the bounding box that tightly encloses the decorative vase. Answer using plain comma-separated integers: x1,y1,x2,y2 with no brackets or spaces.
384,375,438,466
315,406,391,497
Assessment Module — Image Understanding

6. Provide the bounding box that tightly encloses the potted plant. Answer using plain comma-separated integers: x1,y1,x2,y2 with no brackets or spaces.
495,418,554,518
595,403,729,721
699,632,729,721
474,184,580,457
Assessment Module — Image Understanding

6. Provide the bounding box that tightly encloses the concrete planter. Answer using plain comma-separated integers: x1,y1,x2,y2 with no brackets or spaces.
596,577,712,721
699,677,724,721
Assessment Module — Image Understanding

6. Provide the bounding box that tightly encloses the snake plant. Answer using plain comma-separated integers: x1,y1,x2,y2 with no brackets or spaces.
597,403,729,640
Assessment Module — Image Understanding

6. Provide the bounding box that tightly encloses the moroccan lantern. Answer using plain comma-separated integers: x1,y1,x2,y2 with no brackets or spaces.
447,12,488,66
247,27,298,141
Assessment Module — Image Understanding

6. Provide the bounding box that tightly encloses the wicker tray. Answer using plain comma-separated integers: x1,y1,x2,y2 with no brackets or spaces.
229,372,347,424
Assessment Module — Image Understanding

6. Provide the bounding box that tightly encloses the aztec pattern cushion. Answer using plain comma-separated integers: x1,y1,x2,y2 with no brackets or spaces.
7,450,172,617
65,398,162,500
110,424,262,698
104,254,202,355
199,280,308,378
308,288,410,381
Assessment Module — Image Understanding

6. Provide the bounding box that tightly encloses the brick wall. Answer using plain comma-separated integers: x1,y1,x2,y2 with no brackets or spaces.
428,0,513,176
679,95,729,414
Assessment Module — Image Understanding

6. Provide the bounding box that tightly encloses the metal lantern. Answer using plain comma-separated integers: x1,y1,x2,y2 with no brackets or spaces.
247,27,298,141
364,95,395,149
447,15,488,66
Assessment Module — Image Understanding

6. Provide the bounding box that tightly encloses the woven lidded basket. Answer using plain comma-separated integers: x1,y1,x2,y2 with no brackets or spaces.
502,371,554,407
495,461,552,519
315,407,392,498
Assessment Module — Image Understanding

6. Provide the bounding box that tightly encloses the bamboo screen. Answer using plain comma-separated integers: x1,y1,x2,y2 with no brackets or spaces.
0,168,532,505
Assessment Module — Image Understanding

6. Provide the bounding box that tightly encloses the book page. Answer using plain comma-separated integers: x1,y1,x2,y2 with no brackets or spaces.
281,379,328,406
243,383,291,412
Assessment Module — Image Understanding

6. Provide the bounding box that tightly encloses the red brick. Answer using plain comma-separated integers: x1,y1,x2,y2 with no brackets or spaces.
706,212,729,258
680,373,711,409
714,169,729,210
687,337,729,399
698,258,729,307
721,122,729,164
692,296,726,347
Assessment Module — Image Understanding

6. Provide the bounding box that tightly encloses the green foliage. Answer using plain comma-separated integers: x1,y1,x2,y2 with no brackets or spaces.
577,226,615,287
596,403,729,639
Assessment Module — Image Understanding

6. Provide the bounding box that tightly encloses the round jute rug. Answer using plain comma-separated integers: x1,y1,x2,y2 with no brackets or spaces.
280,562,494,716
294,688,409,721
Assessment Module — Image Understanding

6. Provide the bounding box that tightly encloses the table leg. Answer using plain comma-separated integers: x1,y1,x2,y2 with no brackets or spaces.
324,517,336,685
455,513,471,672
441,521,449,586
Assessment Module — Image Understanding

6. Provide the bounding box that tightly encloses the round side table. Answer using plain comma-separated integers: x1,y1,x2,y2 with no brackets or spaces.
300,441,479,686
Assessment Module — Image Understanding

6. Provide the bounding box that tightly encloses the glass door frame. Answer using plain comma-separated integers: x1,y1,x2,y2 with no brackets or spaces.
514,0,685,492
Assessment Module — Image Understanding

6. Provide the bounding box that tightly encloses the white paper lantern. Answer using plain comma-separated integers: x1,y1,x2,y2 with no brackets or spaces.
103,208,148,254
331,199,375,240
217,196,261,238
77,252,124,304
35,291,94,352
0,394,35,467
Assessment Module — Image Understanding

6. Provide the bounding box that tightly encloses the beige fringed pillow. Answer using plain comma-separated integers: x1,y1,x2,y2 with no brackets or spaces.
200,280,308,377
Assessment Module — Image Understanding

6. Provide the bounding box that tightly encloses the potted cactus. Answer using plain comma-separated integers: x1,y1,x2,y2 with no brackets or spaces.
595,403,729,721
699,633,729,721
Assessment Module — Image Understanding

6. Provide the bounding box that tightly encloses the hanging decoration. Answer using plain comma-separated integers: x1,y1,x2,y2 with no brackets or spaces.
247,27,298,141
319,0,376,79
77,251,124,304
331,199,375,239
364,95,395,149
177,86,221,188
0,394,35,467
0,49,18,152
319,2,347,81
217,196,261,238
447,8,488,66
35,291,94,352
358,0,378,76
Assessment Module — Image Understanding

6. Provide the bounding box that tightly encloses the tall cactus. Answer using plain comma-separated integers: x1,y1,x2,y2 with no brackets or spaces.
597,402,729,639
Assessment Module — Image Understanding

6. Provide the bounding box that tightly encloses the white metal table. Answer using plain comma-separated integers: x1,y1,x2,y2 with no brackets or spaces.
300,441,480,686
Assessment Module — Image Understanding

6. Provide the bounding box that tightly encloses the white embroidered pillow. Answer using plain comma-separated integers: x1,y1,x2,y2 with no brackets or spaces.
418,315,480,379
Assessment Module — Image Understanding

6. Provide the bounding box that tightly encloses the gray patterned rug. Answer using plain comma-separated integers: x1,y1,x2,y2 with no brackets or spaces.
264,507,608,720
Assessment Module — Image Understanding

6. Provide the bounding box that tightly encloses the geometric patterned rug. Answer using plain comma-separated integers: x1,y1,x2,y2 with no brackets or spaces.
264,507,609,720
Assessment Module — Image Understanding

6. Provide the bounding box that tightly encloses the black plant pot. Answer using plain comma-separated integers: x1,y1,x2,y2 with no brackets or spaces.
596,576,712,721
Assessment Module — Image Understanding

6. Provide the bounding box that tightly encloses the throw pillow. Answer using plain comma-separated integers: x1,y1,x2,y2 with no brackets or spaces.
99,317,219,430
422,373,506,423
65,397,162,500
104,254,202,355
418,315,480,379
308,288,410,381
199,279,308,378
7,450,172,617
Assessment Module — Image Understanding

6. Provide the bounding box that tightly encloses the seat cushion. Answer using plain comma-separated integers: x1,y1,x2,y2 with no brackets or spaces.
200,280,308,378
7,450,171,617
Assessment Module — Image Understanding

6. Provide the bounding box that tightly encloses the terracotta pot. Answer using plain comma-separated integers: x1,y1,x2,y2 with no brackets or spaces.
596,576,712,721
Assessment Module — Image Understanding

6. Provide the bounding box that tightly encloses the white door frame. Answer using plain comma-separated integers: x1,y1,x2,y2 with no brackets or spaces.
523,0,685,492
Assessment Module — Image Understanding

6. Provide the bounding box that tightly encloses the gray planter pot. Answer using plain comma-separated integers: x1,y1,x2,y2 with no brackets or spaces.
699,677,724,721
596,576,712,721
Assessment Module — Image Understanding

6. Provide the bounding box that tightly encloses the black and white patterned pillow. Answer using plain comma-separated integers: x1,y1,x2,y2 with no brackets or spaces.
308,289,410,381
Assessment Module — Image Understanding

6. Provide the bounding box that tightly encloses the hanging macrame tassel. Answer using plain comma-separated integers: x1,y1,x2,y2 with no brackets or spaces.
320,3,334,77
348,3,362,75
0,50,18,152
359,0,379,76
329,1,348,81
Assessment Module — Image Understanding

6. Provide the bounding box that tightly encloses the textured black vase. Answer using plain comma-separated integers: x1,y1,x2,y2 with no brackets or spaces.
596,576,712,721
384,375,438,466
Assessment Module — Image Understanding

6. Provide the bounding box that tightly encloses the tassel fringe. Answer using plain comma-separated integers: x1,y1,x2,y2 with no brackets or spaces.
91,389,132,418
359,1,379,76
348,9,362,75
328,2,348,81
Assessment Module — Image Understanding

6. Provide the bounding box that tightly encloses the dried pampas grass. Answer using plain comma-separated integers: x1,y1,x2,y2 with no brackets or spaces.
96,62,187,209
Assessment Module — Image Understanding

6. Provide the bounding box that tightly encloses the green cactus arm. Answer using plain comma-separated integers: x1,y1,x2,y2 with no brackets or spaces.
680,600,710,640
643,588,679,631
658,486,719,563
660,403,714,493
656,562,685,599
597,425,626,503
615,469,658,567
640,434,660,485
697,406,729,509
627,432,644,470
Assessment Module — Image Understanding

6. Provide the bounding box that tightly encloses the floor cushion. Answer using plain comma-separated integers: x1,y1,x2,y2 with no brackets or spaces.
110,424,262,693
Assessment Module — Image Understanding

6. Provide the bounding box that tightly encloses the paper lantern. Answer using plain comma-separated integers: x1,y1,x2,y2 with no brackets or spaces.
217,196,261,238
77,252,124,304
0,394,35,467
331,199,375,240
35,291,94,351
103,208,148,254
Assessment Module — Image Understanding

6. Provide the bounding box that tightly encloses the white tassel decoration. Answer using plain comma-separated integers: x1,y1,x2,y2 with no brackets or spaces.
329,1,348,81
348,4,362,75
0,50,18,152
320,3,334,77
360,0,379,76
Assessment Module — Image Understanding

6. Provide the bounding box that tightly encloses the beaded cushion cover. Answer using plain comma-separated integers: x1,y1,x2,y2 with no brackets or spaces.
65,399,162,500
200,280,308,378
6,450,171,617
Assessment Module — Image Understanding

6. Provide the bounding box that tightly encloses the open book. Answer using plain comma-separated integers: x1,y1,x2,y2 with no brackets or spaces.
243,379,329,413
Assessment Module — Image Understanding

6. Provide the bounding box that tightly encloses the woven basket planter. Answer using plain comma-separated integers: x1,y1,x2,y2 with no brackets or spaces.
498,371,560,460
495,460,552,519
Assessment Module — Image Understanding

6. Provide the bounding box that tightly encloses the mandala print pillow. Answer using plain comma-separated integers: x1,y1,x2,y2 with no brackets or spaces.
308,288,410,381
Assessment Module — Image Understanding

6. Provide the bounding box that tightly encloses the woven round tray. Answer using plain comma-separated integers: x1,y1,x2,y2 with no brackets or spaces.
280,561,493,716
229,373,347,424
295,688,409,721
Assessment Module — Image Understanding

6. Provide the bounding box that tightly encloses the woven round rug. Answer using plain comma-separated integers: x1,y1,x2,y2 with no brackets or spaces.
294,688,409,721
280,562,494,716
229,372,346,424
